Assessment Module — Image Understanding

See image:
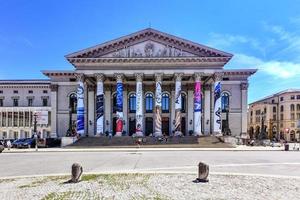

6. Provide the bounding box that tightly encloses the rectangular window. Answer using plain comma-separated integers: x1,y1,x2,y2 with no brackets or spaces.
7,112,12,127
291,113,295,120
280,114,284,120
28,90,33,94
280,97,284,101
2,112,6,126
0,90,2,94
13,90,18,94
13,112,18,127
28,98,33,106
43,90,48,94
273,115,276,121
29,111,33,126
25,112,29,127
42,98,48,106
0,99,3,107
13,99,18,107
19,112,23,127
291,95,295,100
297,95,300,99
297,113,300,120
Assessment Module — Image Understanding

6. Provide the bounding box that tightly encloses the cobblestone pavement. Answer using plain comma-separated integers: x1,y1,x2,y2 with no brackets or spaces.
0,173,299,200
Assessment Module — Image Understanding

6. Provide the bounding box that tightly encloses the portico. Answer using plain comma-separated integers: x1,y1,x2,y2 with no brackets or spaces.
43,28,256,138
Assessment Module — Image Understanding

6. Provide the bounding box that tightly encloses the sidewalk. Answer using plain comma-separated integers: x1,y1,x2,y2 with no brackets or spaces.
1,145,292,153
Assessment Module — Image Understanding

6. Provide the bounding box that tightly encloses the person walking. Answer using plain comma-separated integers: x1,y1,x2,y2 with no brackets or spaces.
6,140,11,150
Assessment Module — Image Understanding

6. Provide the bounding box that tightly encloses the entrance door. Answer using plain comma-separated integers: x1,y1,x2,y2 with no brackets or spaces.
162,117,169,136
145,117,153,136
129,118,136,136
181,117,186,135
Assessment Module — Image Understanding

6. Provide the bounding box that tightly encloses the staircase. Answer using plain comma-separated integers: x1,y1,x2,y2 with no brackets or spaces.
66,136,233,148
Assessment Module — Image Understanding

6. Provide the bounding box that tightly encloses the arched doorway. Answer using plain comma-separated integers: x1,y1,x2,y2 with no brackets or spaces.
255,126,260,139
128,117,136,136
249,127,254,139
145,117,153,136
162,117,169,136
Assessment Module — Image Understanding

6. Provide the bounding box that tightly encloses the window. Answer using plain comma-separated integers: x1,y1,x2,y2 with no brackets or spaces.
273,106,276,113
297,113,300,120
181,93,186,113
0,99,3,107
221,92,230,112
0,90,2,94
19,112,23,127
28,98,33,106
297,95,300,99
291,104,295,111
25,112,29,127
280,97,284,101
13,112,18,127
291,113,295,120
297,104,300,111
271,99,275,103
264,107,267,114
13,98,18,107
280,114,284,120
280,105,284,112
273,114,276,121
162,93,170,113
43,90,48,94
42,98,48,107
69,93,77,113
2,112,6,126
13,90,18,94
250,111,253,116
145,93,153,113
129,93,136,113
28,90,33,94
8,112,12,127
291,95,295,100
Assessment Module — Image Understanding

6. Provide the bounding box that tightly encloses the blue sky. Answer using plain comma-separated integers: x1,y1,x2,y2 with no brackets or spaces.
0,0,300,103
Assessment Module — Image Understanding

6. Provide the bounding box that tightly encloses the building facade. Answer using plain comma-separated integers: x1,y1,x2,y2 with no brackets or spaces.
41,28,256,138
248,89,300,141
0,80,51,139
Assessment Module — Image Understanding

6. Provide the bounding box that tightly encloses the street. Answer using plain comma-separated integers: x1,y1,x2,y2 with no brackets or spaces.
1,150,300,178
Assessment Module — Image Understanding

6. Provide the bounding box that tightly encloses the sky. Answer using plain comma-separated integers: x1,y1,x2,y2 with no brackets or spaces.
0,0,300,103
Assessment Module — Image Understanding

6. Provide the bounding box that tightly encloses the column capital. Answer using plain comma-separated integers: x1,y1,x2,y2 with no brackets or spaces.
213,72,224,82
95,73,105,82
203,84,211,91
174,73,184,82
50,84,58,92
155,73,163,82
75,73,85,82
114,73,124,82
135,73,144,82
194,72,205,81
240,82,249,90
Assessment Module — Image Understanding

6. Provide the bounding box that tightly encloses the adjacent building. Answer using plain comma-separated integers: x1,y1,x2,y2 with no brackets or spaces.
0,80,51,139
248,89,300,141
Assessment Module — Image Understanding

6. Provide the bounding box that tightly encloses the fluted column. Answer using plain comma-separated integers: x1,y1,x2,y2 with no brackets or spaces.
115,74,124,136
213,72,223,135
203,84,211,135
194,73,203,136
174,73,183,136
241,82,248,138
75,73,85,136
135,73,144,136
50,84,58,138
154,73,163,137
95,73,105,136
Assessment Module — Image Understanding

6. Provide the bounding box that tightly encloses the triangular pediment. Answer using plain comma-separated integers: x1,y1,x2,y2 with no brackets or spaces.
66,28,233,59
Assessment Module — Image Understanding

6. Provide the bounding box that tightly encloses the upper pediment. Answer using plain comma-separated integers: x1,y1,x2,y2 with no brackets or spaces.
66,28,233,59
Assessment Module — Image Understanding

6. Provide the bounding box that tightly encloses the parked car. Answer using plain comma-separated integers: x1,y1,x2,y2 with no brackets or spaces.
19,138,36,148
0,143,4,153
12,139,27,148
37,138,61,148
0,139,14,148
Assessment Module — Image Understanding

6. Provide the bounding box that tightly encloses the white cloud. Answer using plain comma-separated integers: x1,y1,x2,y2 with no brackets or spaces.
230,53,300,79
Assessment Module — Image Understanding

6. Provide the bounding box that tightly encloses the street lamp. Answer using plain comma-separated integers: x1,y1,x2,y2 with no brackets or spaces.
259,111,267,140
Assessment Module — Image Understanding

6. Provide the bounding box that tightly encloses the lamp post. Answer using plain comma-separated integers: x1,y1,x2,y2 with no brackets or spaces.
33,112,38,151
259,111,267,140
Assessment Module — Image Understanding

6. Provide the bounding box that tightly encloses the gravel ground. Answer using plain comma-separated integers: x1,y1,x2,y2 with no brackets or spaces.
0,173,299,200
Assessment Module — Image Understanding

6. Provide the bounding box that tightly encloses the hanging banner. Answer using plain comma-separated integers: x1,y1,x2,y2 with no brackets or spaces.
154,81,162,136
214,81,222,133
194,81,202,135
174,80,182,134
77,82,85,136
96,81,104,135
136,81,143,135
115,81,123,136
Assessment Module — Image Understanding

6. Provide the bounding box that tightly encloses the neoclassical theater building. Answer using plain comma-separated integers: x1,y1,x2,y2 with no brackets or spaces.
41,28,256,138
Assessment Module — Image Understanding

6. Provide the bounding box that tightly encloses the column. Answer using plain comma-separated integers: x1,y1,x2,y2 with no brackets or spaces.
213,73,223,135
50,84,58,138
115,73,124,136
135,73,144,136
75,73,85,136
154,73,163,137
174,73,183,136
88,85,95,137
203,84,211,135
95,73,105,136
241,82,248,138
193,73,203,136
123,87,128,135
104,86,111,133
187,89,194,134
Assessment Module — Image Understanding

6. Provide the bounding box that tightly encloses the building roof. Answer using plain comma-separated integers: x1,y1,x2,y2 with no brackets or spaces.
0,79,50,85
249,89,300,105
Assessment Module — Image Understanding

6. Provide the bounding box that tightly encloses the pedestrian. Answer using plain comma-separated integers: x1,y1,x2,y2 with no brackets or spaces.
109,131,112,140
6,140,11,150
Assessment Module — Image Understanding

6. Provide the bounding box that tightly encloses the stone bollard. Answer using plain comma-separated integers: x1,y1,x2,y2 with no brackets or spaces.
194,162,209,183
68,163,83,183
